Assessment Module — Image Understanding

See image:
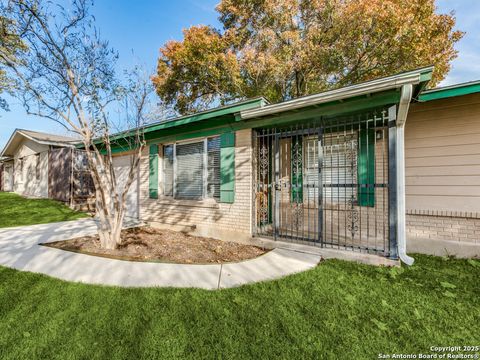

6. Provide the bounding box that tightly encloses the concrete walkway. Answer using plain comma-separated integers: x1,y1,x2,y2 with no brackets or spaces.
0,219,321,290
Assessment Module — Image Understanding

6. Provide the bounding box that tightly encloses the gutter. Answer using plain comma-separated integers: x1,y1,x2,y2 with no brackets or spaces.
240,66,433,120
396,84,415,265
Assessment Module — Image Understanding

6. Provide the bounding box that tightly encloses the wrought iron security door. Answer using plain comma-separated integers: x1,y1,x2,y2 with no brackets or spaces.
254,114,391,255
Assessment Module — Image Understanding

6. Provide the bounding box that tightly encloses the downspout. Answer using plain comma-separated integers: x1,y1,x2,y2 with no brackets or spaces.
396,84,415,265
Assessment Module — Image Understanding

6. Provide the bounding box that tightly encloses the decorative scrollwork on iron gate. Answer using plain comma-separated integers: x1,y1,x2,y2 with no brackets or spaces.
258,142,270,226
346,138,359,238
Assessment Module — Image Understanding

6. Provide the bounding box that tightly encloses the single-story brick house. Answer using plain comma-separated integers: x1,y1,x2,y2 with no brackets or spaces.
2,67,479,261
0,129,94,206
103,66,479,261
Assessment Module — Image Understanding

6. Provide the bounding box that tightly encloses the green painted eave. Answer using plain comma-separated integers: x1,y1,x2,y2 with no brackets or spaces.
414,69,433,99
239,90,401,128
107,97,268,143
418,80,480,102
106,90,401,152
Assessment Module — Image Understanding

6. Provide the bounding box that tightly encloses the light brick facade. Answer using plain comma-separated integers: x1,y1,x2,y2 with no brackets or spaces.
406,214,480,244
139,129,254,240
134,93,480,257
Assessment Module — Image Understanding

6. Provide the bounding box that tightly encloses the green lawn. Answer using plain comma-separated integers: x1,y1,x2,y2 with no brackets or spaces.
0,255,478,359
0,192,88,228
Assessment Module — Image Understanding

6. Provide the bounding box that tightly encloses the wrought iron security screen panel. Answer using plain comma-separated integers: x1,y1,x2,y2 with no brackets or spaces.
254,113,391,256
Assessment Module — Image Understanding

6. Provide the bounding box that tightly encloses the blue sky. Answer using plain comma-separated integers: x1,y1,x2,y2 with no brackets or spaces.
1,0,479,148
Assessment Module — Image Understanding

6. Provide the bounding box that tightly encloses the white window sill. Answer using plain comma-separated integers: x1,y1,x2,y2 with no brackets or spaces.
155,196,220,209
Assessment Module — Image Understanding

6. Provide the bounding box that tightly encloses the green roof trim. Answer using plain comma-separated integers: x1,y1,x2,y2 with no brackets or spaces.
239,90,401,128
93,67,436,155
106,90,400,153
419,70,433,83
418,80,480,102
108,97,268,143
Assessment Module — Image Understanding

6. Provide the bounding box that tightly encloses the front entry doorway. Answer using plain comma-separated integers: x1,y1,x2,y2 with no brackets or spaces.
254,114,391,256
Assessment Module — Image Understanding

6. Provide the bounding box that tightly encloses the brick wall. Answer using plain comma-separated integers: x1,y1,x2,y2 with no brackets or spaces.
136,125,480,255
407,214,480,245
139,129,253,236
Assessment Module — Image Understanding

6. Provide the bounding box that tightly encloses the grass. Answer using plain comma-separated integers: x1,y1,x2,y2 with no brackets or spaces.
0,255,478,359
0,192,88,228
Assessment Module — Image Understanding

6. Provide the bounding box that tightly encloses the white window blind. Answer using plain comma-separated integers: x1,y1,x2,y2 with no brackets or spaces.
304,132,357,203
175,141,204,199
163,145,174,196
162,137,221,200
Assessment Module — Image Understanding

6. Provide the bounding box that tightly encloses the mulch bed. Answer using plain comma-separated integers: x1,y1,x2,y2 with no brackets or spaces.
44,227,268,264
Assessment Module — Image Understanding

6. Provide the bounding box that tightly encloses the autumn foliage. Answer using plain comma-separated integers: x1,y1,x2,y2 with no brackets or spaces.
152,0,463,114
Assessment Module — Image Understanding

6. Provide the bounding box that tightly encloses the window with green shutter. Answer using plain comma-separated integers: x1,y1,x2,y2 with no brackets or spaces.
149,144,159,199
159,135,224,201
207,137,221,199
357,128,375,207
176,141,204,199
220,132,235,203
291,136,303,203
163,145,174,196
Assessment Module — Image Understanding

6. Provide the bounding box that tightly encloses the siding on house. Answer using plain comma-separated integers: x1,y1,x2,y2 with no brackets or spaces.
1,161,14,192
48,147,72,202
405,93,480,215
139,129,253,239
13,138,49,198
112,153,139,219
404,93,480,253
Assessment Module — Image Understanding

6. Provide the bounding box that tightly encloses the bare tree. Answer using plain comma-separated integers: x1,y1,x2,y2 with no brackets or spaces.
0,0,151,249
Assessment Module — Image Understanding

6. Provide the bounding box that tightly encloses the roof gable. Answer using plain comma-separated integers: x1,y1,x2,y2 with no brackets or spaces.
1,129,78,158
418,80,480,102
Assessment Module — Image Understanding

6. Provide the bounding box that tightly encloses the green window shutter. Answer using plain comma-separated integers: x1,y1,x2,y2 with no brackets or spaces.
291,136,303,203
149,144,159,199
357,128,375,207
220,131,235,203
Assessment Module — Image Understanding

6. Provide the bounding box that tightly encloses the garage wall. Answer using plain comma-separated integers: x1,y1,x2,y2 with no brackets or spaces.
112,153,139,219
13,139,49,198
1,162,14,192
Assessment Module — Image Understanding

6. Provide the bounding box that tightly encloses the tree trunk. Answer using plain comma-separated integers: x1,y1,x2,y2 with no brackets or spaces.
95,188,126,250
96,210,125,249
82,133,143,251
98,221,123,249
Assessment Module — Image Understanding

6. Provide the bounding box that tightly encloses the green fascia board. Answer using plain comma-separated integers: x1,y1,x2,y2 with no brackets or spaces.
239,90,401,129
413,71,433,99
85,86,406,154
107,97,268,143
146,125,233,146
143,97,267,133
419,69,433,83
103,91,399,154
418,80,480,102
143,90,400,147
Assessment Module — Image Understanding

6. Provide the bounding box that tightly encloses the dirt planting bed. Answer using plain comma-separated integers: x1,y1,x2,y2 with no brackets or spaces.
44,227,267,264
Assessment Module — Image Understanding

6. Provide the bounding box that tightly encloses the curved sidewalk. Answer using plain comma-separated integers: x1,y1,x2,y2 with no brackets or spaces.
0,219,321,290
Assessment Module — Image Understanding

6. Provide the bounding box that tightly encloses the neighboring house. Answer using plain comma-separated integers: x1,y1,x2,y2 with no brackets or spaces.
107,66,480,260
0,129,94,207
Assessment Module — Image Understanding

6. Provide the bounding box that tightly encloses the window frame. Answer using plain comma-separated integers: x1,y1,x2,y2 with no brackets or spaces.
162,136,220,201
